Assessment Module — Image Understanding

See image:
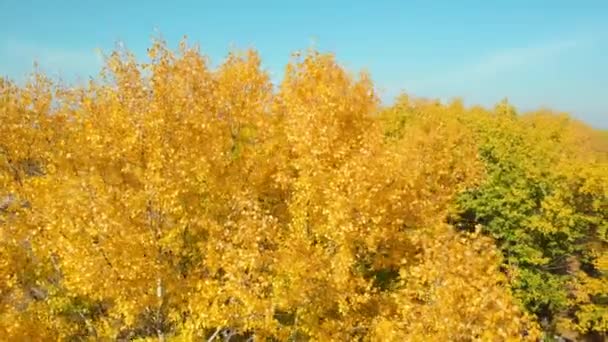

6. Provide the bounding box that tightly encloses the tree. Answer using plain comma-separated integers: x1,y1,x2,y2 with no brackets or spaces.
0,39,540,340
451,105,608,339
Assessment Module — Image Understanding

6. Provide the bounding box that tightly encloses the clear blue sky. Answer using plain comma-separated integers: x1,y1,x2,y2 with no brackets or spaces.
1,0,607,127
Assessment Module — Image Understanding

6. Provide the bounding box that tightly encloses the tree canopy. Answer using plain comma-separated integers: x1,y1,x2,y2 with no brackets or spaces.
1,39,605,341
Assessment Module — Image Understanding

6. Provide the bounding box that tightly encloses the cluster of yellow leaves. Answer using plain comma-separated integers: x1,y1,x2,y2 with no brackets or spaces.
0,39,540,340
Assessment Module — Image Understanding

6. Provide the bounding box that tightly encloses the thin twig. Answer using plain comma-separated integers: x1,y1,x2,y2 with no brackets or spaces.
207,327,221,342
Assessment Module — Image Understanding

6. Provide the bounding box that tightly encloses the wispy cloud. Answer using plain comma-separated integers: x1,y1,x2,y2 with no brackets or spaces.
1,39,103,79
453,39,579,80
408,36,591,91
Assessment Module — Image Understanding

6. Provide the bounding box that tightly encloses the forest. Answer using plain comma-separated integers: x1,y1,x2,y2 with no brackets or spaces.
0,39,606,341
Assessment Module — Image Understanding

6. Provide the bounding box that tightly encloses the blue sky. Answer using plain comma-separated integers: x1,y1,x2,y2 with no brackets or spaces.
1,1,607,127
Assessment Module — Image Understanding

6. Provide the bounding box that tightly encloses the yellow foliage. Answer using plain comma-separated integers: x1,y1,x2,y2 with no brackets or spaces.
0,39,540,340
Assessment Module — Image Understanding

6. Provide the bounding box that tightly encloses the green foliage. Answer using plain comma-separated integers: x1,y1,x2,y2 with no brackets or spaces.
451,107,608,338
